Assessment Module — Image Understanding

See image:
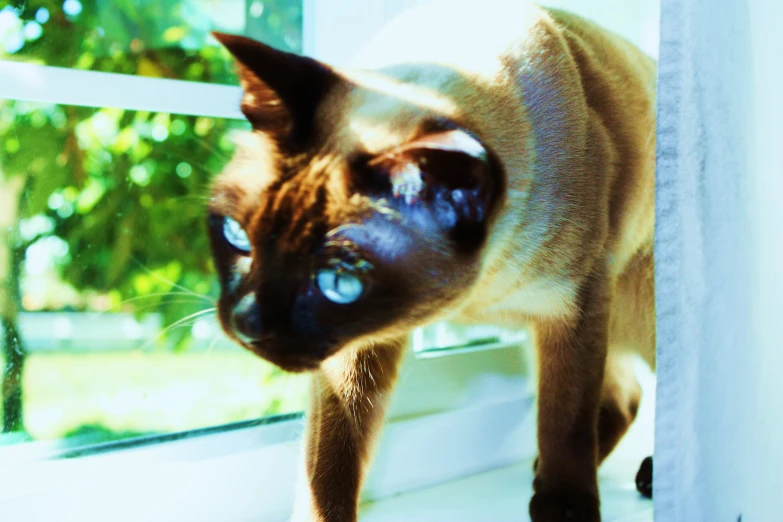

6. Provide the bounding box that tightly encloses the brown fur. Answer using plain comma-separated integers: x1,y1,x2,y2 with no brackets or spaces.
208,2,656,521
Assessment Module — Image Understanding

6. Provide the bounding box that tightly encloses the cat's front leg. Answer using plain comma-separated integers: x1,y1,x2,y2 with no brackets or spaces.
529,272,609,522
291,337,406,522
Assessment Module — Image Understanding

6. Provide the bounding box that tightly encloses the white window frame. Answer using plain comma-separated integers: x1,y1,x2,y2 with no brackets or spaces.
0,1,536,519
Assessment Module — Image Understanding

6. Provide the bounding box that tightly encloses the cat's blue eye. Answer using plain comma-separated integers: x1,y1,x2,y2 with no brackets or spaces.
222,217,252,254
316,269,363,304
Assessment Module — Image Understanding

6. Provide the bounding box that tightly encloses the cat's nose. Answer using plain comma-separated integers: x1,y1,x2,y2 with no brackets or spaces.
232,293,263,341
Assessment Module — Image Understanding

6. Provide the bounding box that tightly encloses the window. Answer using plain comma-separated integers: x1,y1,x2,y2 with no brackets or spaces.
1,0,302,80
0,0,307,450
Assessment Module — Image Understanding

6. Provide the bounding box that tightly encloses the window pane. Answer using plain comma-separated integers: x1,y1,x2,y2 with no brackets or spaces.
412,322,529,353
0,100,307,447
0,0,302,83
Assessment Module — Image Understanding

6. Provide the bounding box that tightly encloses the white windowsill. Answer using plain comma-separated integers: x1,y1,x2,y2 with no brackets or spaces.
361,360,656,522
0,348,654,522
361,461,653,522
0,343,537,521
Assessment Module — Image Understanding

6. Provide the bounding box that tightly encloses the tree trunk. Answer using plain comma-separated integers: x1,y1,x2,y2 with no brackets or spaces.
2,316,25,433
0,175,27,433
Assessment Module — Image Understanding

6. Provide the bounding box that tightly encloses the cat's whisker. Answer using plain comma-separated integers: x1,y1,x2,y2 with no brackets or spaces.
179,134,235,163
166,194,212,206
94,297,209,317
130,257,213,301
137,307,218,351
129,300,218,313
165,136,231,163
204,332,223,356
118,292,216,306
243,332,275,345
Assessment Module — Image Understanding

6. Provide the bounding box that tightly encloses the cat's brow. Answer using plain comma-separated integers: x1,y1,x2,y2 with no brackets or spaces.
208,183,250,219
416,116,462,136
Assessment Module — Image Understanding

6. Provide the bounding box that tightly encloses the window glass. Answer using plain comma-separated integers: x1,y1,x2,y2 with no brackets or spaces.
0,0,303,83
413,322,529,354
0,101,524,448
0,100,307,447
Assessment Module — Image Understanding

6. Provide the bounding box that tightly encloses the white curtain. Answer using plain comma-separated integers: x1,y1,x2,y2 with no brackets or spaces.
654,0,783,519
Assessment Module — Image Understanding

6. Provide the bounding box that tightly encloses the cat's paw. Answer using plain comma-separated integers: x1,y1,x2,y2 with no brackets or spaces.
635,456,653,498
529,488,600,522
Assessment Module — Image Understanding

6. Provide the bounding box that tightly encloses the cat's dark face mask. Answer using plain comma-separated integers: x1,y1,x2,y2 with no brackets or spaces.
206,33,503,373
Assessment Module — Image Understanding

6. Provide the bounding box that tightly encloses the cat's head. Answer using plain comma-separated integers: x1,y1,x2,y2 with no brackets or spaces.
207,33,504,372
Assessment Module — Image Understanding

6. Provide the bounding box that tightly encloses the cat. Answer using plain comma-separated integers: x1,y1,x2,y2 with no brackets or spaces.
207,1,657,520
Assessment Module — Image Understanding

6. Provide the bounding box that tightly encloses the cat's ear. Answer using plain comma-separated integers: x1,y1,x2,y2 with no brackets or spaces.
366,129,500,250
212,32,337,145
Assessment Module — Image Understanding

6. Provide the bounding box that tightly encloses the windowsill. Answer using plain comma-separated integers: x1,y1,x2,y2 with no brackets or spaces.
0,343,536,521
361,461,653,522
0,348,653,522
361,360,656,522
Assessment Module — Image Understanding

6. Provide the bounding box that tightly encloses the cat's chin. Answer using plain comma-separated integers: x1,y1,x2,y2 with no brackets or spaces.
273,358,322,373
240,342,323,373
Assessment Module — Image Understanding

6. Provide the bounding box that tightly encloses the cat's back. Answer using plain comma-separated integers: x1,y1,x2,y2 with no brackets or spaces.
544,8,657,269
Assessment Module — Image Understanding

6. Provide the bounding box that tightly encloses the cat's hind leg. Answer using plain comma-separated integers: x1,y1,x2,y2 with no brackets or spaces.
635,455,653,498
605,249,655,497
597,350,642,464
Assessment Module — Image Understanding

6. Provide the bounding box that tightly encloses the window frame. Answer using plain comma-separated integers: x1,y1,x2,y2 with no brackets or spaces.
0,0,536,517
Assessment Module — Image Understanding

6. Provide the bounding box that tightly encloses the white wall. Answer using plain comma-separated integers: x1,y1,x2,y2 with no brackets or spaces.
745,0,783,518
306,0,659,64
540,0,660,58
655,0,783,520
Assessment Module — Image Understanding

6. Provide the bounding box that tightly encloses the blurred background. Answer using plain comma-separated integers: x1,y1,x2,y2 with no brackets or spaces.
0,0,311,450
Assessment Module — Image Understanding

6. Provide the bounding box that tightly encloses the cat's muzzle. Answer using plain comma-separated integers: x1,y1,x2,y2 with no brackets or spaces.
229,293,328,373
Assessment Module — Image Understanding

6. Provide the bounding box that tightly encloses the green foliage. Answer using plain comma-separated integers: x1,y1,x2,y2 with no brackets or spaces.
3,0,302,80
0,0,302,345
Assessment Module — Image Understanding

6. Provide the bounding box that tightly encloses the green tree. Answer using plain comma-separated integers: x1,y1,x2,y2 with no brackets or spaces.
0,0,302,434
0,175,27,433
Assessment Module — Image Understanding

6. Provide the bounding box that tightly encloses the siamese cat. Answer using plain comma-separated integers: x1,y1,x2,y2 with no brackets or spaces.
207,1,656,520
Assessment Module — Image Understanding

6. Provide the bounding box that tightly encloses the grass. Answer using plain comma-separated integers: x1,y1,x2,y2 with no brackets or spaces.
1,348,308,443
